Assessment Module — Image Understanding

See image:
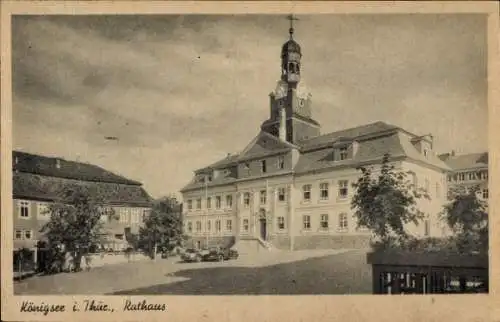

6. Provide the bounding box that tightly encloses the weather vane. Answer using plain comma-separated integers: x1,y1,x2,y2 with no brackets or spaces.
287,14,299,38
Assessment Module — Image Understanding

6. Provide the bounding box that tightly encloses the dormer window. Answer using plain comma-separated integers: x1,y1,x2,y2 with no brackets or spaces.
423,149,428,158
339,147,348,161
277,156,285,169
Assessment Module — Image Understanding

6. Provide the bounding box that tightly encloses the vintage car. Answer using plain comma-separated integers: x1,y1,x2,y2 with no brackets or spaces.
201,246,239,262
180,248,203,262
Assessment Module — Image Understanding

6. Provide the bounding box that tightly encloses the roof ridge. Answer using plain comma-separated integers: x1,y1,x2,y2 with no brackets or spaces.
298,121,396,143
13,150,142,186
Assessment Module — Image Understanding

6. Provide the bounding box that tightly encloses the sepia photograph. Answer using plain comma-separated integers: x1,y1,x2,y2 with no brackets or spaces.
1,1,498,322
10,12,490,296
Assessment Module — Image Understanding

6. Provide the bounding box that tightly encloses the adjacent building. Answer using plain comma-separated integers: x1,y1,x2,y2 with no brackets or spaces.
13,150,153,253
180,23,451,252
439,151,489,201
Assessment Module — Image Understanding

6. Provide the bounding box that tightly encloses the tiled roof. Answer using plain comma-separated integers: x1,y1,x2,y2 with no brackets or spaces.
439,152,488,171
13,172,153,207
182,121,450,192
294,132,407,174
13,151,141,185
297,121,399,149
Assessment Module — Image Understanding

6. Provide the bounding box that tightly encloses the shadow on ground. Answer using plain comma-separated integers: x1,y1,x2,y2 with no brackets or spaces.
111,250,372,295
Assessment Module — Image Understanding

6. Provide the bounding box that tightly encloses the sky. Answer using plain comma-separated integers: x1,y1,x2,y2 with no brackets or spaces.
12,14,488,198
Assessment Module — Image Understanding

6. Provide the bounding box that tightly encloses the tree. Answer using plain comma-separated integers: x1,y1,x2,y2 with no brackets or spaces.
441,185,488,254
40,184,116,271
351,153,429,249
138,196,185,258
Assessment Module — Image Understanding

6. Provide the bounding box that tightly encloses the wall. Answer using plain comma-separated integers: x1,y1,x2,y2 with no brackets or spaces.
401,161,449,238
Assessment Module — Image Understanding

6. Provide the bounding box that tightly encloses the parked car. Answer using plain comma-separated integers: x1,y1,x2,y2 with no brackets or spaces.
201,246,239,262
181,248,203,262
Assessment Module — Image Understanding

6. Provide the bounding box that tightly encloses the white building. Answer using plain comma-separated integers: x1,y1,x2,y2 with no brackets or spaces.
180,21,451,252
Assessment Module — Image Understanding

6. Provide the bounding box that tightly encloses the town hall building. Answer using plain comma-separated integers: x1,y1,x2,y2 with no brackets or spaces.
180,19,451,252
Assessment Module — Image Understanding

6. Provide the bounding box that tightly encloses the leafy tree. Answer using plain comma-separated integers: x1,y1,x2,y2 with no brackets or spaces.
441,185,488,254
351,153,429,250
138,196,185,258
40,184,116,271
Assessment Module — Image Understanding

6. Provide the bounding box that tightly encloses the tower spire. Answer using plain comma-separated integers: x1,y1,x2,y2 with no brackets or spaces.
287,14,299,39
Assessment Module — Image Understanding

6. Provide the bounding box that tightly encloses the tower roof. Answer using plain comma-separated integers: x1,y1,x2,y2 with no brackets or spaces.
281,39,302,57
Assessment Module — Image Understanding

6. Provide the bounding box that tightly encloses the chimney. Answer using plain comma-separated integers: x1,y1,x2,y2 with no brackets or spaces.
279,107,287,141
56,159,61,169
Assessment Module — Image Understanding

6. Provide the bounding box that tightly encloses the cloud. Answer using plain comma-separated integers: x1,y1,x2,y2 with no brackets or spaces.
12,14,487,197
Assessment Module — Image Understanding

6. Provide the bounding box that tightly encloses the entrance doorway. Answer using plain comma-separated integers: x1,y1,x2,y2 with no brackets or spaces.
259,218,267,240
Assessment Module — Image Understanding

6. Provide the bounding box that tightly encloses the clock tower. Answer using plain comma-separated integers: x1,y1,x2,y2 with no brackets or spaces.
261,15,321,144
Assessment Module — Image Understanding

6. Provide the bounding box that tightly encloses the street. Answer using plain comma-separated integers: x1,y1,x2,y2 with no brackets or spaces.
14,249,372,295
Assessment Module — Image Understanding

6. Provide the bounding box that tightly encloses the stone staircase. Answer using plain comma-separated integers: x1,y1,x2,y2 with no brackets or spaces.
233,236,279,254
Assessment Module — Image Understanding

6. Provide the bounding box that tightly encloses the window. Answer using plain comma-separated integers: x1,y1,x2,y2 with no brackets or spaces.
338,213,348,230
260,190,267,205
435,183,441,198
196,221,202,232
130,208,140,223
482,188,489,199
447,175,452,182
18,201,30,218
226,220,232,231
424,219,430,236
260,160,267,173
277,216,285,230
187,199,193,210
458,173,465,181
207,197,212,209
215,220,221,232
120,209,128,223
206,220,211,232
37,203,50,219
278,187,286,202
24,230,32,240
243,193,250,208
142,209,150,222
196,198,201,210
320,183,329,200
482,171,488,180
302,184,312,201
423,149,428,158
320,214,329,229
277,156,285,169
243,219,249,232
303,215,311,230
338,180,349,199
339,147,348,160
468,172,476,181
215,196,221,209
424,178,430,193
15,229,32,240
226,195,233,208
187,222,192,233
207,175,213,182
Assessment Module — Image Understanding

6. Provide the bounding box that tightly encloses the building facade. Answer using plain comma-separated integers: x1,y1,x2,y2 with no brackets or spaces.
180,24,451,252
13,151,153,252
439,151,489,201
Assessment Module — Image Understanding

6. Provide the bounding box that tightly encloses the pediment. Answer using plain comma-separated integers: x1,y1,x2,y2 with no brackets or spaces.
238,132,295,159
